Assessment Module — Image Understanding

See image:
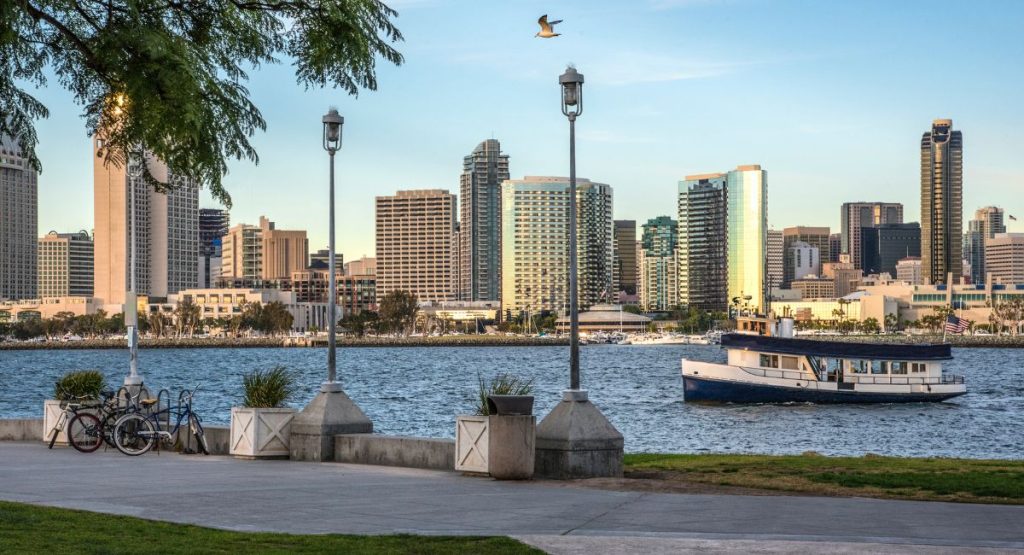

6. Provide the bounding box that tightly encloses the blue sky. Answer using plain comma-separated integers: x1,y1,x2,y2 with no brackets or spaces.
29,0,1024,259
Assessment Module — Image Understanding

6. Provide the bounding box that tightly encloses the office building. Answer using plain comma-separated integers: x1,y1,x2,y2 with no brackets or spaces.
791,277,836,300
459,139,509,302
500,176,613,314
767,229,784,293
678,174,728,312
787,241,820,284
782,226,829,286
860,223,921,278
376,189,458,303
0,134,38,301
821,261,862,298
726,166,768,313
896,257,923,285
921,119,963,284
93,142,199,306
965,206,1006,285
829,233,842,265
638,216,678,311
613,220,638,297
199,208,229,288
840,202,903,270
221,216,308,281
985,234,1024,284
38,231,94,298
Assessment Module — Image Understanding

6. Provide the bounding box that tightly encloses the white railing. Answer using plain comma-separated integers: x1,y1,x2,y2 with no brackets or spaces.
739,367,965,386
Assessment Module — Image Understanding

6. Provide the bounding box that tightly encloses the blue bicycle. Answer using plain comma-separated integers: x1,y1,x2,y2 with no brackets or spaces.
112,385,209,456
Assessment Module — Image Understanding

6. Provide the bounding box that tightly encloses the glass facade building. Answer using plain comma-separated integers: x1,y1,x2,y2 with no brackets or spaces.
638,216,678,311
459,139,509,302
921,119,963,285
726,165,768,314
860,223,921,278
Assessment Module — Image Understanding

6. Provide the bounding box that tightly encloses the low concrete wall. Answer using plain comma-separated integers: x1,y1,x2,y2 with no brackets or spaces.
200,425,230,455
0,418,43,441
335,434,454,471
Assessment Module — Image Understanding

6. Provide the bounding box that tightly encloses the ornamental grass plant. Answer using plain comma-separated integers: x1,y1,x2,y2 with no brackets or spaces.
242,366,297,408
53,370,106,401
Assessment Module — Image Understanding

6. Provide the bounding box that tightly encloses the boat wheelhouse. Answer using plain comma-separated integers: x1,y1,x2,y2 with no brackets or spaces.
682,333,966,403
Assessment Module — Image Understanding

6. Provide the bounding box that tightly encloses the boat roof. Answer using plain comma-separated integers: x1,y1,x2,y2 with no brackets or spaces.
721,333,953,361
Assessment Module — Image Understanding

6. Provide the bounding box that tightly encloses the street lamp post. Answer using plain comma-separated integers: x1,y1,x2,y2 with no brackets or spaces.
322,108,343,390
125,148,145,387
560,66,584,391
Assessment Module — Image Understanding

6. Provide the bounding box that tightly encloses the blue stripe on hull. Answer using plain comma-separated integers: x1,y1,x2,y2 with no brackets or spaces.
683,375,964,404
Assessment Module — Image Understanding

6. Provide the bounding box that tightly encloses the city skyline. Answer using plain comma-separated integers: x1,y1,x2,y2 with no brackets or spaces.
22,1,1024,259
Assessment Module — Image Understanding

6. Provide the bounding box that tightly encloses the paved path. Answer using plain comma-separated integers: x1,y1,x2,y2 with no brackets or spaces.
2,443,1022,553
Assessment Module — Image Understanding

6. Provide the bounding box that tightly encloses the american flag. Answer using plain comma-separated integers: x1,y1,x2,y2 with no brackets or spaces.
944,314,969,334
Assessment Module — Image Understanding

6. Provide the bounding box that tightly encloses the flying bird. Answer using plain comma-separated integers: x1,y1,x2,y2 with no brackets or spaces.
536,14,562,38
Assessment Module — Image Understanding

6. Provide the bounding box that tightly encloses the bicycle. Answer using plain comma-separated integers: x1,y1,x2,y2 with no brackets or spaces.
112,385,208,456
64,387,150,453
47,391,104,450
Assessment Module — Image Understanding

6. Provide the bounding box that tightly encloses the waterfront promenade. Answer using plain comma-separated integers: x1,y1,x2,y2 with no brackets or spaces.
2,442,1022,553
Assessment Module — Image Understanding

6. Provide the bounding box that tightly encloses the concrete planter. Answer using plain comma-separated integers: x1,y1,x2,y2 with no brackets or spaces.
455,414,535,479
43,399,100,445
230,407,296,458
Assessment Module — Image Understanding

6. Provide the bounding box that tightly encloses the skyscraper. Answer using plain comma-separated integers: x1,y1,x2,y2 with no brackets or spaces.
93,141,199,306
965,206,1005,284
638,216,678,311
376,189,458,302
782,226,829,286
829,233,842,264
500,177,613,315
678,174,728,312
38,231,94,298
985,233,1024,284
199,208,229,288
221,216,308,281
840,202,903,270
613,220,638,297
459,139,509,302
921,119,963,284
727,165,768,314
0,134,38,301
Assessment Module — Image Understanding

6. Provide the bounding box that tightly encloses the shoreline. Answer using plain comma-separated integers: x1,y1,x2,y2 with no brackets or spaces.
0,335,570,350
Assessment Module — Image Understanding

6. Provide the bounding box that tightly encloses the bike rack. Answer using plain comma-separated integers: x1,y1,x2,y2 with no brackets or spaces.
156,388,173,432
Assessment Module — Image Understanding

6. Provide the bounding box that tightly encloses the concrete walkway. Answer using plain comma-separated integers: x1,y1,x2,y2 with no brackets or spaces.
1,442,1022,553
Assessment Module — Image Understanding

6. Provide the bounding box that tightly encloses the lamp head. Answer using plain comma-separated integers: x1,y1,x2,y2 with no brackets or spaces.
322,108,344,152
559,66,584,116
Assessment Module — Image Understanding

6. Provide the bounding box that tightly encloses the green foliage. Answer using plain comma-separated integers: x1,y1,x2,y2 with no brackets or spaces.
476,373,534,416
378,290,418,336
339,310,380,337
54,370,107,401
1,1,404,207
859,317,880,334
242,366,296,408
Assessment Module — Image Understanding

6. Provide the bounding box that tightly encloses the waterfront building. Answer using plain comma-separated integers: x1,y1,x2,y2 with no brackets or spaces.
459,139,509,302
860,223,921,278
38,231,94,298
767,229,784,293
786,241,820,285
419,300,500,324
726,166,768,313
821,261,862,298
921,119,963,284
783,227,830,287
290,268,377,315
965,206,1006,285
170,288,327,333
500,176,613,315
199,208,229,288
221,216,308,281
896,256,923,285
638,216,678,311
376,189,458,303
0,296,101,322
678,173,728,312
613,220,638,298
791,276,836,300
0,134,38,301
556,304,651,332
985,234,1024,284
93,142,199,306
840,202,903,270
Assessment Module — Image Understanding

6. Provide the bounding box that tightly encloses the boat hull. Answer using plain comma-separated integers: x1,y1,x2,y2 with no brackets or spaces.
683,374,965,404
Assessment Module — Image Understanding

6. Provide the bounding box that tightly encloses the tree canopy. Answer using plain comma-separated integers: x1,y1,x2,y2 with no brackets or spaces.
1,1,403,207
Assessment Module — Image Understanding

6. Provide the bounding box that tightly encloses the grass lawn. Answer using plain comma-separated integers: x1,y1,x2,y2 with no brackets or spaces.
624,453,1024,504
0,501,541,554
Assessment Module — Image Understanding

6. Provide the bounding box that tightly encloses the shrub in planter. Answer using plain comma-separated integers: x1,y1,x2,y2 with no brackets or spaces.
230,366,298,458
456,373,536,479
44,370,107,444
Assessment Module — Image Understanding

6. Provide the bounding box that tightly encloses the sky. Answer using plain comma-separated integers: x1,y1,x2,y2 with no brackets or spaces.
28,0,1024,259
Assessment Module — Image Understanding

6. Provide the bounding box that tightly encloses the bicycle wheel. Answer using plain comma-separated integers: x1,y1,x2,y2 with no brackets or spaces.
47,411,67,449
68,413,103,453
100,410,122,449
113,413,156,456
189,414,209,455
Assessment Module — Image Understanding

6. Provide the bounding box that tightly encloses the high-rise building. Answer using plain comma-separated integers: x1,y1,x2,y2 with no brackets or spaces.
896,257,923,285
767,229,784,293
459,139,509,302
782,226,829,286
198,208,229,288
613,220,638,297
727,165,768,314
840,202,903,270
829,233,842,264
309,248,331,269
678,173,728,312
965,206,1005,285
93,142,199,306
38,231,94,298
638,216,678,311
500,176,613,315
0,134,38,301
221,216,308,281
376,189,457,303
921,119,963,284
860,223,921,277
985,233,1024,284
787,241,820,283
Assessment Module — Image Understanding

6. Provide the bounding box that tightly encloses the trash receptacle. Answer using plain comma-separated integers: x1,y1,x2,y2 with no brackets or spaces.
486,395,534,416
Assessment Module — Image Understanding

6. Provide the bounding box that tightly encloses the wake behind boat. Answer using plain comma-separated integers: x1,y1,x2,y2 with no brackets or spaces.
682,323,966,404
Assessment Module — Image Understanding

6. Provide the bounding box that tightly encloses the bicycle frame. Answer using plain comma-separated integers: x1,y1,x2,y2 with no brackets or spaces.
133,385,203,443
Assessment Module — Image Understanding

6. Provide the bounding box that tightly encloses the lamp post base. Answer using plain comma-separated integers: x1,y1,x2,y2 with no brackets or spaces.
289,387,372,462
534,390,624,479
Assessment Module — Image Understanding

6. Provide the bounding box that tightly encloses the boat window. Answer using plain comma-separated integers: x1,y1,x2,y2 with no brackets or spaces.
891,361,908,375
828,359,843,373
871,360,886,374
780,356,799,370
852,360,868,374
911,363,926,373
759,354,779,368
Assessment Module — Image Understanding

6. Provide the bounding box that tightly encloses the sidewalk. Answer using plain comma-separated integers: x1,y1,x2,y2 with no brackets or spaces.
1,442,1022,553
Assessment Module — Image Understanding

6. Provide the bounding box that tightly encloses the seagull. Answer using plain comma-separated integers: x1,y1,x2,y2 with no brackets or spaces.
536,14,562,38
